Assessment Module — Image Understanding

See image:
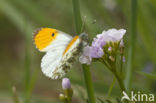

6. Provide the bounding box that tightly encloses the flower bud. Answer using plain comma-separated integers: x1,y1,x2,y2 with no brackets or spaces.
109,56,115,62
108,47,112,52
122,56,126,62
120,40,124,47
59,93,66,101
120,48,124,55
62,78,71,89
119,40,124,55
64,88,73,100
114,42,119,49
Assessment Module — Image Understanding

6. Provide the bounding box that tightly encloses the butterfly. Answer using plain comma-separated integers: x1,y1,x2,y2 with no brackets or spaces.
33,28,87,79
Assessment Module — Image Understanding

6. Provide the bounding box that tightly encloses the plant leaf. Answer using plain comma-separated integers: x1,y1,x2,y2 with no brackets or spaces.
116,97,122,103
97,97,105,103
106,99,112,103
136,71,156,80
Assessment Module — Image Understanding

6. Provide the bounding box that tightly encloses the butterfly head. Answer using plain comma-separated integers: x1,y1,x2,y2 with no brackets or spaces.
79,33,88,42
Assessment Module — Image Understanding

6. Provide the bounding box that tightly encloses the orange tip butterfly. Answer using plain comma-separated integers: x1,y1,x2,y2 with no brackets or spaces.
33,28,88,79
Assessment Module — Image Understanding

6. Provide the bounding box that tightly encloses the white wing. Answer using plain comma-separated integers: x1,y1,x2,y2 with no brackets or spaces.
41,32,72,79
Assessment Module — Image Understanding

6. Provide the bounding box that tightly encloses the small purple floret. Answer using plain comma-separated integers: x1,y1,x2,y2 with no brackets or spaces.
90,46,104,58
108,47,112,51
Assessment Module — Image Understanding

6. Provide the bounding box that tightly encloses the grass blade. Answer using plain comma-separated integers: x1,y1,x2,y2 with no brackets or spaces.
72,0,82,34
125,0,138,92
136,71,156,80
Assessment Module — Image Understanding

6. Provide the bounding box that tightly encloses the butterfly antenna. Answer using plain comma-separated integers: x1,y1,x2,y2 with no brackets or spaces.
81,16,87,33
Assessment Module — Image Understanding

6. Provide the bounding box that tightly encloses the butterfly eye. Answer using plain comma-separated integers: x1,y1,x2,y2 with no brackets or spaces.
52,33,55,37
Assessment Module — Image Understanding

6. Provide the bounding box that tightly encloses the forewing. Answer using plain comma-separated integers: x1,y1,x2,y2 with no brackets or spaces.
33,28,72,52
41,31,72,79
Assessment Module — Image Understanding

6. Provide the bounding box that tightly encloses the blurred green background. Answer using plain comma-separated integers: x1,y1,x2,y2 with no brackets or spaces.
0,0,156,103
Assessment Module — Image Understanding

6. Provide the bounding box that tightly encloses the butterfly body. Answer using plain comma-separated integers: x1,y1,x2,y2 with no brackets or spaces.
33,28,87,79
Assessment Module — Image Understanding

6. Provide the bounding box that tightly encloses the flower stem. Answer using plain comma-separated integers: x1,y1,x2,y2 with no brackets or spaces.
82,64,96,103
113,70,126,92
120,55,123,73
107,77,116,98
110,52,126,92
111,63,126,92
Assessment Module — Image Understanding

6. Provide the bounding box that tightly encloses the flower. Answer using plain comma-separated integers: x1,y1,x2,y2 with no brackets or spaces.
92,29,126,49
79,55,91,64
62,78,71,89
79,46,104,64
92,35,106,48
90,46,104,58
79,46,92,64
79,28,126,64
102,29,126,42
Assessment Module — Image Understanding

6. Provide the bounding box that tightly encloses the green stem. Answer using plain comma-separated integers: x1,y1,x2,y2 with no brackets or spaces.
66,99,71,103
111,63,126,92
114,70,126,92
82,64,96,103
120,55,123,73
111,51,125,92
72,0,96,103
125,0,137,92
107,77,116,98
72,0,82,34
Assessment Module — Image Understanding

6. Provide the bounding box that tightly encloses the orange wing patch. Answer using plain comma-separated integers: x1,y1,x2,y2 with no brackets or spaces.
33,28,58,51
63,36,79,55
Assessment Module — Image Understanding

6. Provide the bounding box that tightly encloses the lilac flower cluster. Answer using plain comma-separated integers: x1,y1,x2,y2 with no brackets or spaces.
79,29,126,64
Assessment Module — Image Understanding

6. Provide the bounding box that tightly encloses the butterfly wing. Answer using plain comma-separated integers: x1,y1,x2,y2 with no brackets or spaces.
33,28,72,79
33,28,72,52
41,48,65,79
50,36,82,79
